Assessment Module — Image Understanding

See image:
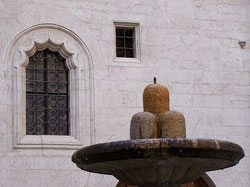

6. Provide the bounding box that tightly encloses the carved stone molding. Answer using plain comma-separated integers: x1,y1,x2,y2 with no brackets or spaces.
6,24,95,149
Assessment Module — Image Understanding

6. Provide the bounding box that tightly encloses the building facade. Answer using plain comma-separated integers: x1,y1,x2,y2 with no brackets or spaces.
0,0,249,186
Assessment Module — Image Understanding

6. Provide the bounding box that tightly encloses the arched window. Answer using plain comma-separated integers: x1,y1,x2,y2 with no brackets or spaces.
26,49,69,135
10,24,95,149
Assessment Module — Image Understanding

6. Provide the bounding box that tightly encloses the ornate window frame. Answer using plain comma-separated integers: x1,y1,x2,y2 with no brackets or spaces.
8,24,95,149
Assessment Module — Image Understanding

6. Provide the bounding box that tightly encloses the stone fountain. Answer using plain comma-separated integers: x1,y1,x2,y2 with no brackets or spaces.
72,79,244,187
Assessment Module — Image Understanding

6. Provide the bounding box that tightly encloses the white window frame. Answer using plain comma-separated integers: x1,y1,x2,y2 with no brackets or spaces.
113,22,141,63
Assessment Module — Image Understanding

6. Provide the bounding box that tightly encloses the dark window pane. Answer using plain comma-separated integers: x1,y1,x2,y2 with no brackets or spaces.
26,111,34,123
47,59,56,70
26,124,35,135
125,29,134,37
126,49,134,58
26,70,35,81
48,71,57,82
47,124,57,135
58,110,68,123
47,51,56,58
26,49,69,135
47,96,57,109
57,60,66,70
27,60,35,69
58,124,68,135
116,27,136,58
116,38,124,47
125,38,134,48
26,82,35,92
58,71,67,82
35,51,44,58
36,95,45,109
36,70,44,82
35,123,45,135
36,59,44,69
47,110,57,123
47,83,57,93
36,82,45,93
58,97,67,109
116,49,125,57
36,111,45,123
58,84,67,94
116,28,124,37
26,95,35,109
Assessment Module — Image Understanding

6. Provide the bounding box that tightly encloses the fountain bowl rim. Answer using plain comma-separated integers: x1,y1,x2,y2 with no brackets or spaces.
72,138,244,167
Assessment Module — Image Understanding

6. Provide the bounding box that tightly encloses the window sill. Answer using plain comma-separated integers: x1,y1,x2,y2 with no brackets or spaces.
14,135,82,150
114,57,141,63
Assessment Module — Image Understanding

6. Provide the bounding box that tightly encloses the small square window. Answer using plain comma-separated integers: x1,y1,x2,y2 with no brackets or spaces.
114,22,140,62
116,27,136,58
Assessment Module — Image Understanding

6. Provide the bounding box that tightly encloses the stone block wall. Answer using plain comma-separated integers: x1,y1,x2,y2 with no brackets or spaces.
0,0,249,186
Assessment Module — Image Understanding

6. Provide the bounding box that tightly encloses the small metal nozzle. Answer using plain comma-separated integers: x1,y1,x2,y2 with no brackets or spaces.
154,77,157,84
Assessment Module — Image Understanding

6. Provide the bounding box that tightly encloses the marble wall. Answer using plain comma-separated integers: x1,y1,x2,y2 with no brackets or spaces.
0,0,249,186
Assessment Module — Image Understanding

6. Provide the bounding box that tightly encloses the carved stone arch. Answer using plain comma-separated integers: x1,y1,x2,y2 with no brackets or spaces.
23,39,75,68
7,24,95,149
25,38,73,62
4,5,104,69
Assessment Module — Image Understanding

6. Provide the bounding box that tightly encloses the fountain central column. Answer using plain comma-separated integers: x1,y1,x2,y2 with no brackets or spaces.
129,79,185,187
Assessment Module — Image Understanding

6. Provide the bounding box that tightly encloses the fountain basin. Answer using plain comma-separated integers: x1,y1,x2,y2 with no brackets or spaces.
72,138,244,186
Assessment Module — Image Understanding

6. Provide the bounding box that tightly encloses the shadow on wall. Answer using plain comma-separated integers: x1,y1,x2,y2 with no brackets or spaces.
116,173,216,187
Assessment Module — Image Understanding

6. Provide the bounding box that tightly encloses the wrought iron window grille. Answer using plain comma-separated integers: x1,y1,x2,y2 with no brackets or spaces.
26,49,70,135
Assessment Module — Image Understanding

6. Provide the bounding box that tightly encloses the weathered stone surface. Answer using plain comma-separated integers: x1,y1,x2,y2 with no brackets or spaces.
159,111,186,138
143,83,169,114
130,112,158,140
140,83,186,139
